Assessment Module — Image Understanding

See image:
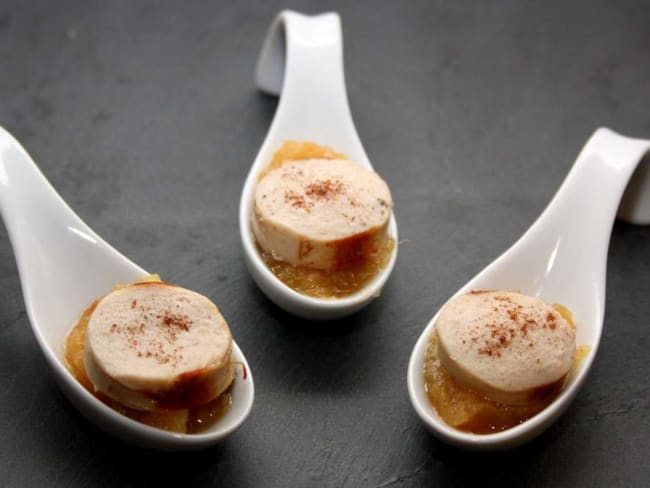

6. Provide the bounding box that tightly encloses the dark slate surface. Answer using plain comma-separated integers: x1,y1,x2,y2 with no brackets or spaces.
1,1,649,486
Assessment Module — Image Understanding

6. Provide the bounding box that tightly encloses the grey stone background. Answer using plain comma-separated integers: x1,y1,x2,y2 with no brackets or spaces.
1,1,648,486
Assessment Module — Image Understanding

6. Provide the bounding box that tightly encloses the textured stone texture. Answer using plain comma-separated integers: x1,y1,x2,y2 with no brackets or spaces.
1,1,649,486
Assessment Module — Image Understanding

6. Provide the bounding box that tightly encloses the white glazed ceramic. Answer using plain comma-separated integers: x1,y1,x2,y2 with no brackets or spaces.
407,128,650,450
0,127,254,450
239,10,398,320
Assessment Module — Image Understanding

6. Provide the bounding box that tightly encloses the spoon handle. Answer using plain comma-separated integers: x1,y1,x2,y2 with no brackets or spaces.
255,10,369,166
532,128,650,235
560,128,650,226
0,127,145,324
515,128,650,297
616,145,650,225
0,127,95,268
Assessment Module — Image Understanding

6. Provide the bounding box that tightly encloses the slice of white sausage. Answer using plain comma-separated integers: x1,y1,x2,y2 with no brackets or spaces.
252,158,393,269
435,291,575,405
84,282,233,412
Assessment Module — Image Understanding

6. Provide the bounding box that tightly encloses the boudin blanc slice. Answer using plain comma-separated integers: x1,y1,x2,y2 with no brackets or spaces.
435,291,575,405
84,282,234,412
252,158,393,270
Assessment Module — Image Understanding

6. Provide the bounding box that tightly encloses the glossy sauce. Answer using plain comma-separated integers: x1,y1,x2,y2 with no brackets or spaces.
260,238,395,299
64,292,232,434
423,303,587,434
257,140,394,299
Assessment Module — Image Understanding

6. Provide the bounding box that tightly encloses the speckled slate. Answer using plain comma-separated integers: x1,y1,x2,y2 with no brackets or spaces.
1,1,649,487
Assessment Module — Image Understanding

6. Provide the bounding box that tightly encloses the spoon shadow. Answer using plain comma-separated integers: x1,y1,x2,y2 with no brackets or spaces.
242,276,398,396
400,401,596,487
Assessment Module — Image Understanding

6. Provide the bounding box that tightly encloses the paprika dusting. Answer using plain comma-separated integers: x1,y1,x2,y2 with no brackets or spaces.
253,141,395,298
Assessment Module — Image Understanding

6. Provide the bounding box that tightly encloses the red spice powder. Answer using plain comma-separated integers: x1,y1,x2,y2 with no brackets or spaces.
284,190,312,210
473,298,548,357
107,310,193,367
305,178,344,199
546,312,557,330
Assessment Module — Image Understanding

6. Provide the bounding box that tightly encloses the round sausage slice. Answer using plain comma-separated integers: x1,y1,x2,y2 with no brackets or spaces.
252,158,393,270
435,291,575,405
84,282,233,412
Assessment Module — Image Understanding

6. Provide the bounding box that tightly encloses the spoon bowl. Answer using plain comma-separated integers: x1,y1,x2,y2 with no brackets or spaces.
239,10,398,320
408,128,650,450
0,127,254,450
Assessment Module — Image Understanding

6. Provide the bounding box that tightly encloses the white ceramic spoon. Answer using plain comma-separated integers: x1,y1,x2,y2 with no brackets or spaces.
239,10,398,320
0,127,254,450
408,128,650,450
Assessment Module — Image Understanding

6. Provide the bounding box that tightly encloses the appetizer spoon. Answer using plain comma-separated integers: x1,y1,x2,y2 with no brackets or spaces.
239,10,398,319
0,128,254,450
407,128,650,450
